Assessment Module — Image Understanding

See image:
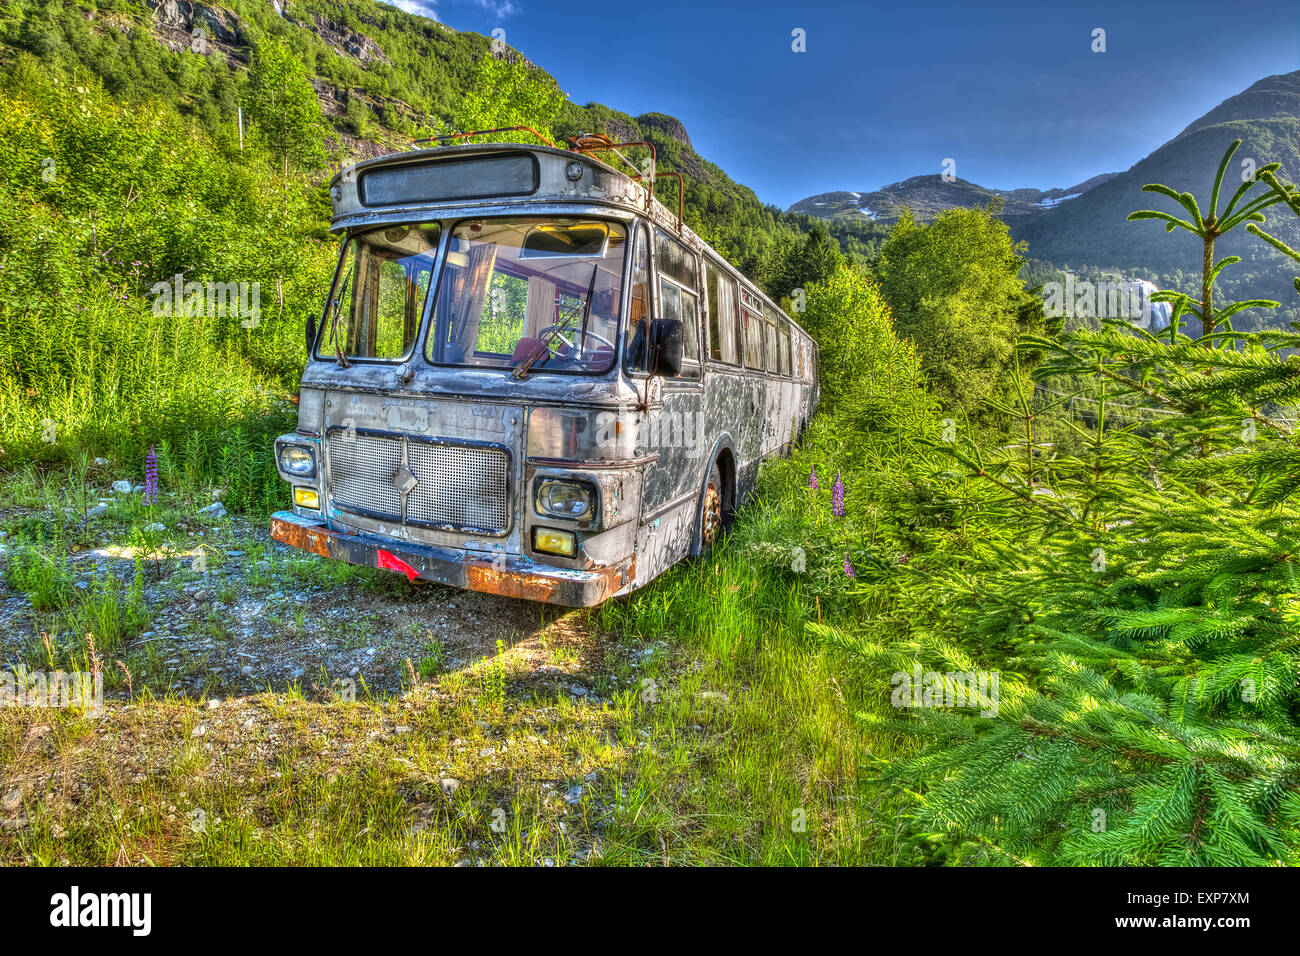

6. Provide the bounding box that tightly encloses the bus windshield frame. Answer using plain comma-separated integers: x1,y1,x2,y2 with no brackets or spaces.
424,216,628,377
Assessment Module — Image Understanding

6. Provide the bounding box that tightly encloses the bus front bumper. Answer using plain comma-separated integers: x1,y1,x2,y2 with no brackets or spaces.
269,511,632,608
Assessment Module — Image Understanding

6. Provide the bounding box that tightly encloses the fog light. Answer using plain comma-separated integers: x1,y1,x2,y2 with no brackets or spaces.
294,487,320,510
533,527,576,557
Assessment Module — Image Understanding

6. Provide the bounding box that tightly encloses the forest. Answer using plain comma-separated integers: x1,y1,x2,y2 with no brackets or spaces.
2,0,1300,867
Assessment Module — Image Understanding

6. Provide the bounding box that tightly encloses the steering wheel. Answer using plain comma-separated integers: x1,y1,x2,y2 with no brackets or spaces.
536,324,615,356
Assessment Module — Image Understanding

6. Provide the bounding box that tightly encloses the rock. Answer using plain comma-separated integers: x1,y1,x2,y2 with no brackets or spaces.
93,457,110,467
439,778,460,797
240,665,253,676
227,550,244,557
365,647,377,657
144,522,165,533
2,787,22,813
200,502,227,519
565,785,583,804
132,484,145,494
85,503,108,519
111,480,132,493
191,725,206,737
207,699,222,710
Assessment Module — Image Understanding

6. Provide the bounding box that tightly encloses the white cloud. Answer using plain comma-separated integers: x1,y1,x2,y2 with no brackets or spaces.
379,0,523,21
468,0,522,16
381,0,441,20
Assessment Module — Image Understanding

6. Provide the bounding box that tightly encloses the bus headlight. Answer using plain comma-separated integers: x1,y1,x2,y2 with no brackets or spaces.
535,479,594,520
278,444,316,478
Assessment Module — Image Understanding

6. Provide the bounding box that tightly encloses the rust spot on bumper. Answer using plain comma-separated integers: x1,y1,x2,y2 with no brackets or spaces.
270,515,333,557
465,564,561,602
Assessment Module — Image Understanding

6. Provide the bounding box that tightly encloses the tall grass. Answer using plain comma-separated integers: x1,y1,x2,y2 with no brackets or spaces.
0,57,332,514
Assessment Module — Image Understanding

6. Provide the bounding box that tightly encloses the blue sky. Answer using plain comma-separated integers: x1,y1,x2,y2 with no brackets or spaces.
385,0,1299,209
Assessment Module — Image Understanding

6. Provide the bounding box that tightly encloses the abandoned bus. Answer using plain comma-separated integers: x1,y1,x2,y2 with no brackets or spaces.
270,136,819,606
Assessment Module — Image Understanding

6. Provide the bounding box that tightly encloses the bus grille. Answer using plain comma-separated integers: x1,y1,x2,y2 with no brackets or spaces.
327,432,511,534
408,442,510,532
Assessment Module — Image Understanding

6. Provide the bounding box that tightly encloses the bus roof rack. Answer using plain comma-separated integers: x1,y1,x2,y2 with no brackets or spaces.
567,134,683,231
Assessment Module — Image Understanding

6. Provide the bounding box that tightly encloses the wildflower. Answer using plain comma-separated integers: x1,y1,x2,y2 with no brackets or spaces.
809,466,819,490
832,472,845,516
844,553,855,578
143,445,158,506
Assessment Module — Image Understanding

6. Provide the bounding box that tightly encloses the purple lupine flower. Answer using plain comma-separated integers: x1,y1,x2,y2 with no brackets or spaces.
832,472,845,517
143,446,158,506
844,553,855,578
810,466,819,490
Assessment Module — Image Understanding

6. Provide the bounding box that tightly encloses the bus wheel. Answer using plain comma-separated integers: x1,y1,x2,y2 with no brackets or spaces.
700,462,724,552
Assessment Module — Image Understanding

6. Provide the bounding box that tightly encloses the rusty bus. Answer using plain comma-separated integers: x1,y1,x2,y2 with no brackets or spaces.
270,134,819,606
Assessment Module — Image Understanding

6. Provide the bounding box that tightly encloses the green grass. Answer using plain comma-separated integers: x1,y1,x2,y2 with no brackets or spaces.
0,470,917,865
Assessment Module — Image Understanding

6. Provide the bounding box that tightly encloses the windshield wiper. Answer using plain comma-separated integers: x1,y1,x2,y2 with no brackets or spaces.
512,265,599,380
327,271,353,368
512,300,583,379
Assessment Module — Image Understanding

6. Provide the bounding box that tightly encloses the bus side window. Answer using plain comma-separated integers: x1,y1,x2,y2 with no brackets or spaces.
625,224,651,373
743,304,764,370
678,287,701,378
706,261,740,365
763,306,778,374
655,230,701,379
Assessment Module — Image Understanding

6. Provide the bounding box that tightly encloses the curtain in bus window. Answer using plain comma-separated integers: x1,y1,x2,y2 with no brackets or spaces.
448,243,497,356
659,280,681,322
525,275,556,337
706,263,739,364
743,307,764,369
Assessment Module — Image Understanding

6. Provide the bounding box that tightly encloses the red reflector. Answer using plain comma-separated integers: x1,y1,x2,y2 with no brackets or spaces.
377,549,419,581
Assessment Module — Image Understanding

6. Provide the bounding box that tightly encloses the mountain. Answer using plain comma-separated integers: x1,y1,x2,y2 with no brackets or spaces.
787,172,1117,225
1015,71,1300,326
790,71,1300,329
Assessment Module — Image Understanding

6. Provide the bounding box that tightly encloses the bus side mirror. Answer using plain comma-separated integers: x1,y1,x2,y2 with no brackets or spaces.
306,310,319,356
649,318,684,377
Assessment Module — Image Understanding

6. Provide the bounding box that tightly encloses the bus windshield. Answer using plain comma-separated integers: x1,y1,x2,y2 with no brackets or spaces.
428,217,626,374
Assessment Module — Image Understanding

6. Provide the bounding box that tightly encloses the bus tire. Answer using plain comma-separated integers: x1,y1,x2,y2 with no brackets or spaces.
697,460,725,556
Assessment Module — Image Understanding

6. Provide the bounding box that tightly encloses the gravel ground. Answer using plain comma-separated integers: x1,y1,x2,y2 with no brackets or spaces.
0,500,572,701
